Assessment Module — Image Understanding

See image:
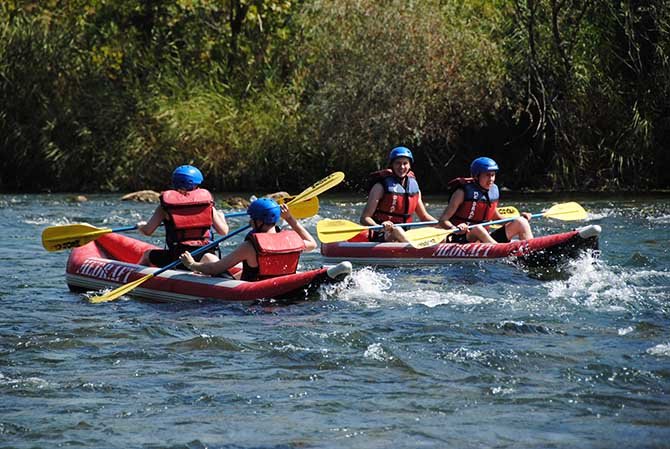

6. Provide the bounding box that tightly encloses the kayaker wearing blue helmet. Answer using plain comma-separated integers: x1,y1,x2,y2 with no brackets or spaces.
179,198,317,281
437,157,533,243
360,146,437,242
137,165,229,267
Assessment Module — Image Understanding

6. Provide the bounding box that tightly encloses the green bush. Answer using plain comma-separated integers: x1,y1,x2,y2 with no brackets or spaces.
0,14,134,192
294,0,508,190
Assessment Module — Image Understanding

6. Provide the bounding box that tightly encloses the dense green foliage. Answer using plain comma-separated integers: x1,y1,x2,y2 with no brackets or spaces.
1,0,668,193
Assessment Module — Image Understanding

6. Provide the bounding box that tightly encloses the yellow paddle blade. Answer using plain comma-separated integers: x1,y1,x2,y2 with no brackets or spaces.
497,206,519,218
42,224,112,252
491,206,519,230
277,195,319,219
288,172,345,205
543,202,588,220
316,219,366,243
89,273,155,303
405,227,454,249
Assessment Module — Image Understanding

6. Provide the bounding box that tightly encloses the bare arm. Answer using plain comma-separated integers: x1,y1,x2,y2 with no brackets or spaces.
414,193,437,222
180,241,256,275
360,183,384,226
438,189,465,229
280,204,317,251
212,207,229,235
137,206,165,236
492,209,503,220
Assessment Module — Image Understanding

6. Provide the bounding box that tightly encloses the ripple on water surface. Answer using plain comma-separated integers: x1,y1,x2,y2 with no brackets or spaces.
2,195,670,448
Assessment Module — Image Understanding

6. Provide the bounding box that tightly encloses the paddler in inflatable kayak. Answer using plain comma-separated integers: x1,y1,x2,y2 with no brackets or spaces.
136,165,230,267
359,146,437,242
179,198,317,281
437,157,534,244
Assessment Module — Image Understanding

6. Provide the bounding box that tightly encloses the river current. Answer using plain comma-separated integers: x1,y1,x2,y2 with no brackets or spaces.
1,193,669,448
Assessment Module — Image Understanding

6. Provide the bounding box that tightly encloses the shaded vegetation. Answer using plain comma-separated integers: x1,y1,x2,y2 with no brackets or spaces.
0,0,668,193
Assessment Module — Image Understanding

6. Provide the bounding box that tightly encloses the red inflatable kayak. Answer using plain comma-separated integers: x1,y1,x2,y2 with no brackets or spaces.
66,233,352,303
321,225,601,267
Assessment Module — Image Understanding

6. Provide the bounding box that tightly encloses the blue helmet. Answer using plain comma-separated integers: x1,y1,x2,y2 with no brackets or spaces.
470,157,499,176
247,198,281,224
172,165,204,190
389,146,414,163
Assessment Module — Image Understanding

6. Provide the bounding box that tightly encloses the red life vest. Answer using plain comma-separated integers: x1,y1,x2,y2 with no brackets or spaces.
160,188,214,249
246,230,306,280
448,177,499,226
370,169,420,224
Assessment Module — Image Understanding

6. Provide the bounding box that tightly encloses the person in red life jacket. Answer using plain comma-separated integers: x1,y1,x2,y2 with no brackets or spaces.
136,165,229,267
179,198,317,281
360,146,437,242
437,157,533,243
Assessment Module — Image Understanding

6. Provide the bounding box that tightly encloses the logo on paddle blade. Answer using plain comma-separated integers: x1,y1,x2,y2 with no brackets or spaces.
53,239,81,250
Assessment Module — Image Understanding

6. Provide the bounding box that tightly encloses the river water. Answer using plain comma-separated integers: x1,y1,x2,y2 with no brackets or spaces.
1,193,669,448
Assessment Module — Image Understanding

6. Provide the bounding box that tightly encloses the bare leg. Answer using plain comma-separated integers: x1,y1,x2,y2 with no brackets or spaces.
504,217,533,241
200,253,219,263
468,225,497,243
386,227,411,243
138,250,152,266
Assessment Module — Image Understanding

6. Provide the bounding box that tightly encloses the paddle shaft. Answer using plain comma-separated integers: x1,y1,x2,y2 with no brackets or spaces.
365,220,438,232
460,212,537,231
363,207,519,232
146,224,251,278
110,225,138,233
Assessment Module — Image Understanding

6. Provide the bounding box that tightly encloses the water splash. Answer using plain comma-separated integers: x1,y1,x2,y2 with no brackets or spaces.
364,343,392,361
392,288,492,308
24,216,74,226
586,210,611,221
0,372,51,390
545,252,669,313
648,214,670,224
319,267,392,306
646,343,670,357
103,213,141,226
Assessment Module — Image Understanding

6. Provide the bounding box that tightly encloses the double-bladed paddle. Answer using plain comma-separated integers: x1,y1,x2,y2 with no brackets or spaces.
88,172,344,304
404,201,588,249
316,206,521,244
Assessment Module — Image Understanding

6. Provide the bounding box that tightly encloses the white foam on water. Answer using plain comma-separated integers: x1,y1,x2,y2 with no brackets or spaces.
103,214,141,225
646,343,670,357
364,343,392,361
334,201,367,207
0,372,50,389
322,267,493,308
271,343,311,353
647,214,670,224
320,267,392,306
545,252,669,312
24,216,73,226
393,288,492,308
490,386,515,395
618,326,634,336
586,211,610,221
445,347,486,362
297,214,322,228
